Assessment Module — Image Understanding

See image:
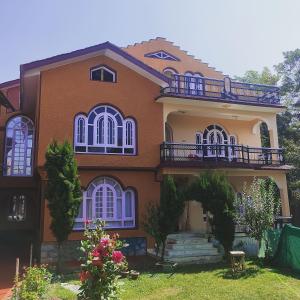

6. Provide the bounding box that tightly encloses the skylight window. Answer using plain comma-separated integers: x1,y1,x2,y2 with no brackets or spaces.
144,50,179,61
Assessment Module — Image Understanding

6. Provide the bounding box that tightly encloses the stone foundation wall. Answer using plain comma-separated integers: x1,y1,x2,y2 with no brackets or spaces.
40,237,147,263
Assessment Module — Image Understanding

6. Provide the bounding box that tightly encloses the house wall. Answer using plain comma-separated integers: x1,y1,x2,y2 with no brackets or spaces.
167,114,261,147
37,55,164,256
37,56,163,168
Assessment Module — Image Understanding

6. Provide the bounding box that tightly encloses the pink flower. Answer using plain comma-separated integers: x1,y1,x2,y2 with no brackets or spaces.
112,251,124,264
99,237,110,248
91,248,100,257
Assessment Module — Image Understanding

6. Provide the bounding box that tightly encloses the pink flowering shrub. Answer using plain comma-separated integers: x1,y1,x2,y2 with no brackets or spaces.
79,220,127,299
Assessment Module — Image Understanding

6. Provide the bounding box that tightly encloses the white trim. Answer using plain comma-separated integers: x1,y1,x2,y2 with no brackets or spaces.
90,66,116,82
74,177,135,230
74,114,87,146
74,105,136,155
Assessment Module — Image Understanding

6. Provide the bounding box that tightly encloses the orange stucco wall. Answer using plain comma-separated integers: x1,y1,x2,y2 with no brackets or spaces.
37,56,163,168
38,55,163,244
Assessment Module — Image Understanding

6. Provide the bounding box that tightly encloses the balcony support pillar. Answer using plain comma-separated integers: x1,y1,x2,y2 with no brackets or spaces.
272,173,290,217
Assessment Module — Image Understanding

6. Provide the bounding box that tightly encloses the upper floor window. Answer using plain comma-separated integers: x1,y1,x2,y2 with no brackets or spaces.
4,116,34,176
90,66,116,83
74,176,136,230
163,68,178,79
74,105,136,155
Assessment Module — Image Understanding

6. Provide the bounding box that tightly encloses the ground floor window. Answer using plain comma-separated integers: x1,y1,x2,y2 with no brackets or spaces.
8,195,26,222
74,177,136,230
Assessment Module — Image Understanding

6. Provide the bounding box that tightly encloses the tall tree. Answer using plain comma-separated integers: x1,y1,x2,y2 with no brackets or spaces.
237,57,300,225
234,67,279,86
143,175,184,260
45,140,82,271
275,50,300,224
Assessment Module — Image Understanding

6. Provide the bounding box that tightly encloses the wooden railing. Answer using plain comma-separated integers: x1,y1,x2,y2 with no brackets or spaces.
161,75,280,106
160,143,284,166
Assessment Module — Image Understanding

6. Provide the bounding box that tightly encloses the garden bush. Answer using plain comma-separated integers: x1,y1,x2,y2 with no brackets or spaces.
11,265,51,300
79,220,127,300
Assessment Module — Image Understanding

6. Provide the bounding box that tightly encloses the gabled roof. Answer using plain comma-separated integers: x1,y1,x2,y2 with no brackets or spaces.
0,90,15,111
0,79,20,89
20,41,169,86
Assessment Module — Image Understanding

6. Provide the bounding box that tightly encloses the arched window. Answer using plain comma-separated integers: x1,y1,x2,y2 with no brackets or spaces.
74,177,136,230
90,66,116,83
75,116,86,145
74,105,136,155
4,116,34,176
203,124,228,157
125,120,135,146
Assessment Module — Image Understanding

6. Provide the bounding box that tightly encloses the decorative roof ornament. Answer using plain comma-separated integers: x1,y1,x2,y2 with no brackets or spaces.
144,50,179,61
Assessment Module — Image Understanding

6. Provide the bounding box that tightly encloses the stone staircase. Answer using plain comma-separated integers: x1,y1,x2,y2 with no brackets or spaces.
150,232,222,264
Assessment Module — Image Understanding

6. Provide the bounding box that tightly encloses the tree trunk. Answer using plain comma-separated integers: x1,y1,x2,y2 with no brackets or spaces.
57,242,63,274
161,240,166,262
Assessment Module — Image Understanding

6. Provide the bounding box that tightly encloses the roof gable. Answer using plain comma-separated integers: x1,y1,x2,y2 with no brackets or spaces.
20,42,169,86
123,37,225,79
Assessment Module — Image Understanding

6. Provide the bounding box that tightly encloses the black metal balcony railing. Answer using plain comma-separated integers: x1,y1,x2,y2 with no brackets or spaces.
160,143,285,167
161,75,280,106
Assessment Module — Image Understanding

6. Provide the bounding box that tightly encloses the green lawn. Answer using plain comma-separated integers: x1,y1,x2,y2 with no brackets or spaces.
48,261,300,300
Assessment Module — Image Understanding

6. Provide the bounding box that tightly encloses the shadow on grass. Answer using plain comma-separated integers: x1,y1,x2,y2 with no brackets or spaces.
217,267,262,280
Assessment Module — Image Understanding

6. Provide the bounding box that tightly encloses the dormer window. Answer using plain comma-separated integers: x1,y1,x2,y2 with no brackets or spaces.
90,66,116,83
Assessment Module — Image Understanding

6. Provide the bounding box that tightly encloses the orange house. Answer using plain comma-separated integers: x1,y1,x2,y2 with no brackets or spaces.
0,38,291,262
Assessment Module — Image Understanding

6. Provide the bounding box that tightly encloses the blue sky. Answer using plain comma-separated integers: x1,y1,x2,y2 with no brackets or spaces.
1,0,300,82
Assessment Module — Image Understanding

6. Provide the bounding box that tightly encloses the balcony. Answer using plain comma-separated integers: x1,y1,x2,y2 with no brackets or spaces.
160,143,285,169
160,75,281,106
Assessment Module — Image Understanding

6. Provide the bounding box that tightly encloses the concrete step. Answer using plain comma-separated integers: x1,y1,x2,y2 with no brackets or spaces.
166,243,215,251
167,232,206,239
165,248,219,258
167,237,209,245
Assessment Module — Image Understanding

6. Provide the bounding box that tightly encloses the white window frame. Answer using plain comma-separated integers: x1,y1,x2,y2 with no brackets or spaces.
74,177,136,230
74,105,136,155
124,119,135,147
4,116,34,177
74,115,87,146
90,66,116,82
94,113,118,147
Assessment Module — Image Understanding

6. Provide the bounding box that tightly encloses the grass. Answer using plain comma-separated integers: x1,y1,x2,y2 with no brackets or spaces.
47,261,300,300
47,284,77,300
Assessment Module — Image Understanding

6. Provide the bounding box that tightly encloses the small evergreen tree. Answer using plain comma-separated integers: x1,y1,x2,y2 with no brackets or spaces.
45,140,82,272
143,175,184,260
188,172,235,257
159,175,185,259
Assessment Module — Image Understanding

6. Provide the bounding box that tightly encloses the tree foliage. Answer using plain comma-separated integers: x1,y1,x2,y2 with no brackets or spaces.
188,171,235,256
234,67,279,86
143,175,184,260
234,178,280,248
45,140,82,269
237,60,300,224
